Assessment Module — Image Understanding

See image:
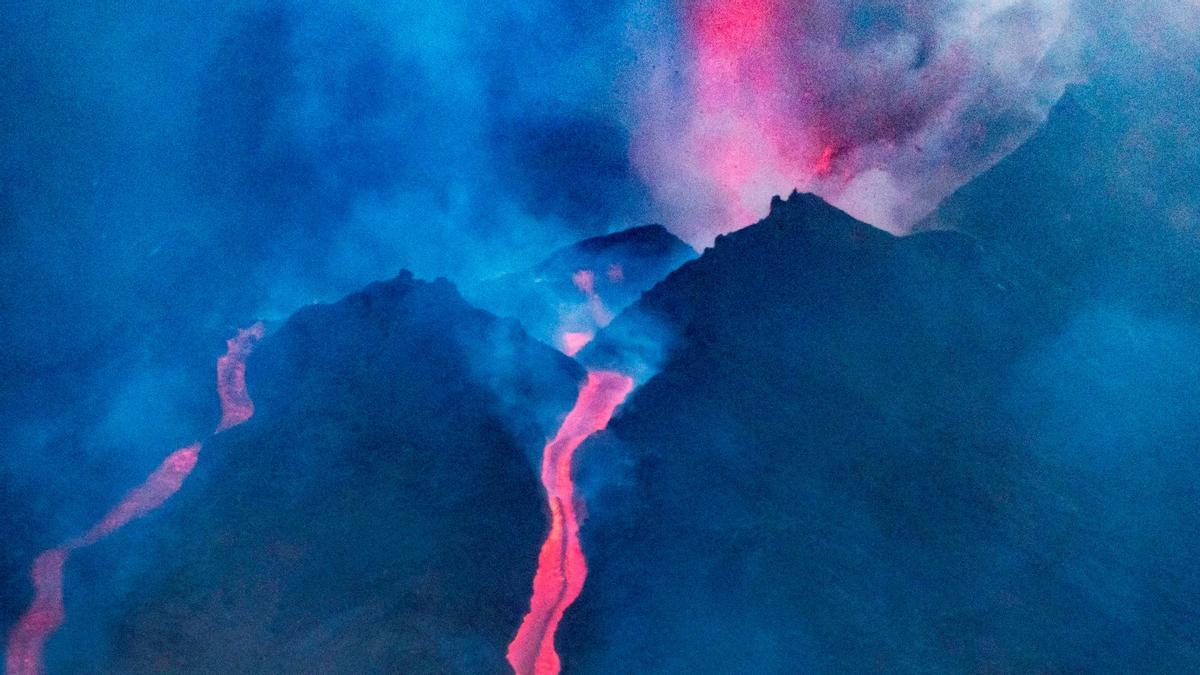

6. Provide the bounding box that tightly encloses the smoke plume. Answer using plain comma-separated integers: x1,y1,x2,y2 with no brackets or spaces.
628,0,1198,243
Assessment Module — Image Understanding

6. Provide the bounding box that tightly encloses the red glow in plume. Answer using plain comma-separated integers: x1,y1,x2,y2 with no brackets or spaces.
637,0,1075,240
507,370,634,675
6,323,263,675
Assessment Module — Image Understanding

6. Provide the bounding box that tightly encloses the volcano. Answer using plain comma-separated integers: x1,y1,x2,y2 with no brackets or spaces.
33,272,585,672
467,224,696,353
558,82,1200,671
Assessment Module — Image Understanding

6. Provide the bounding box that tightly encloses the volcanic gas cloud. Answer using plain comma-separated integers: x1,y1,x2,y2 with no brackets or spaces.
5,324,264,675
634,0,1074,240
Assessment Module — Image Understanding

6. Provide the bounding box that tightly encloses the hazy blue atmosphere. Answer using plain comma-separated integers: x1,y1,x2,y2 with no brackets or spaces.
2,1,1199,673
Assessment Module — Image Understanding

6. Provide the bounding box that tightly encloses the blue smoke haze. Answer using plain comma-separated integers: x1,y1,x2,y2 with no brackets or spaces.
1,0,1198,669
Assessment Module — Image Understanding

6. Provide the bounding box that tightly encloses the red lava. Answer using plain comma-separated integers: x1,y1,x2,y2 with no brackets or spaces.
5,323,263,675
217,323,265,431
560,331,595,357
507,370,634,675
558,269,617,355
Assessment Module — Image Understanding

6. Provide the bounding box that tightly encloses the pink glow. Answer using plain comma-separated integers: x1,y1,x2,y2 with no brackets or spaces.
683,0,799,231
216,322,264,431
6,325,262,675
557,270,613,357
507,370,634,675
571,269,596,296
605,264,624,284
573,269,613,329
635,1,1075,240
630,0,850,240
5,550,67,675
77,444,201,547
560,331,595,357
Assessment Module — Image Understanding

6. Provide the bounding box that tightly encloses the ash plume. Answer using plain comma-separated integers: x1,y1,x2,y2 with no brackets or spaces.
628,0,1199,243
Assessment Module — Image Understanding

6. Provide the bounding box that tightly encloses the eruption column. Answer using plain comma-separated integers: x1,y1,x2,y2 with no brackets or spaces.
5,323,264,675
508,370,634,675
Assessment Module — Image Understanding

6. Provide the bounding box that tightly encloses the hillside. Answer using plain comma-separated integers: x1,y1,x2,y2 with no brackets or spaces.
561,189,1200,671
41,271,583,673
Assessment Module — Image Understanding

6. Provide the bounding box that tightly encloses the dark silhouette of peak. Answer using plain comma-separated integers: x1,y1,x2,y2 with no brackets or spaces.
563,174,1200,669
557,224,688,260
466,224,696,351
580,190,994,381
726,189,894,251
44,270,582,673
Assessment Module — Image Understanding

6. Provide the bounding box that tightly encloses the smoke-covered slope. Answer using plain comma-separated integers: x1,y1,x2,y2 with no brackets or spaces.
467,225,696,351
0,320,239,642
40,271,583,673
561,187,1200,671
919,69,1200,317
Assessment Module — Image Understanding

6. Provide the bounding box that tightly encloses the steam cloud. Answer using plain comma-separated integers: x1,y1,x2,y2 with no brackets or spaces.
628,0,1200,243
3,0,1194,368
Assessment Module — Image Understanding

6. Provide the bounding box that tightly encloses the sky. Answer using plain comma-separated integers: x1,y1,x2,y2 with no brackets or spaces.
2,0,1195,355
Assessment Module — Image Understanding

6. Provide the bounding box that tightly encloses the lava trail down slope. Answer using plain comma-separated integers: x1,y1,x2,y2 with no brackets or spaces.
5,324,263,675
508,370,634,675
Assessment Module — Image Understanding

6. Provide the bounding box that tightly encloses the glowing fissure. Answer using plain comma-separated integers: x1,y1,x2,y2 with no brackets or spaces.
5,323,264,675
507,370,634,675
557,269,617,355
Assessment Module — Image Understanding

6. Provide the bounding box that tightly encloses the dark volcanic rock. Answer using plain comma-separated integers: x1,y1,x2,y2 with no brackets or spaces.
466,224,696,349
44,271,583,673
0,319,239,633
919,73,1200,319
560,187,1200,672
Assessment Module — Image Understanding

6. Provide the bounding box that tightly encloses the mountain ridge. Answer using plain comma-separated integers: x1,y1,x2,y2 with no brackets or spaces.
40,270,584,673
560,163,1200,670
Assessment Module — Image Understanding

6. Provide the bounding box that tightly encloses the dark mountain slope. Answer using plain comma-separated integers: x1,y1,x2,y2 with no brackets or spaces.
42,271,583,673
0,318,240,635
561,191,1200,672
467,225,696,350
920,67,1200,319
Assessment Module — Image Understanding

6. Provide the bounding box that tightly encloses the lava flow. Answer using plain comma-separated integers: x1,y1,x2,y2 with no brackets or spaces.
558,269,617,357
508,370,634,675
5,323,263,675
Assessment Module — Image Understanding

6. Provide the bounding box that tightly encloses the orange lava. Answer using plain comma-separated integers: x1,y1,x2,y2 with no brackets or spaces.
507,370,634,675
6,323,263,675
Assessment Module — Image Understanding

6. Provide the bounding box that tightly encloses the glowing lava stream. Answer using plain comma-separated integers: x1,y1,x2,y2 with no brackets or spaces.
508,369,634,675
5,323,264,675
